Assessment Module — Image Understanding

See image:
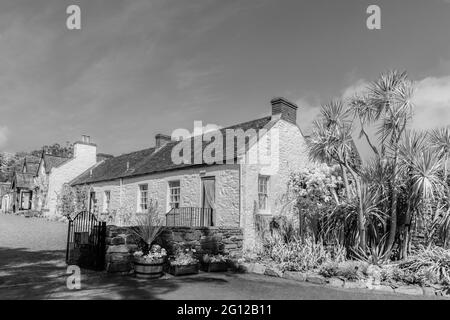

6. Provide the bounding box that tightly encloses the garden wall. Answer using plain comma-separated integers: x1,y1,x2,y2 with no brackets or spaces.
105,225,244,273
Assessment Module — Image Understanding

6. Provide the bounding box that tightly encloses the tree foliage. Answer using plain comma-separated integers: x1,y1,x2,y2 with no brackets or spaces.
304,70,450,260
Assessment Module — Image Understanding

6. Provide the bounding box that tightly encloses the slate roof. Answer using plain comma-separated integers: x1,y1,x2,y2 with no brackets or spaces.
71,147,157,185
43,154,70,173
14,173,35,189
71,116,273,185
23,156,40,175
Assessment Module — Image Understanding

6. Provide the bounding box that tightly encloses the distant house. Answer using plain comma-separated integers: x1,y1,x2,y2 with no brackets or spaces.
71,97,311,249
10,136,100,217
10,156,40,212
0,182,12,213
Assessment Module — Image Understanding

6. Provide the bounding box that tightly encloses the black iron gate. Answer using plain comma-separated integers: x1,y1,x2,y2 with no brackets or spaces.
66,211,106,271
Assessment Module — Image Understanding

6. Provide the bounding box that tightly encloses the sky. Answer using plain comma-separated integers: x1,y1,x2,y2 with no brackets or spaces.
0,0,449,157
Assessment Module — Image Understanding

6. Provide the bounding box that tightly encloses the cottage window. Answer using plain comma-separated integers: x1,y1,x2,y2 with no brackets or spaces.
138,184,148,212
169,181,180,209
104,191,111,212
258,175,269,211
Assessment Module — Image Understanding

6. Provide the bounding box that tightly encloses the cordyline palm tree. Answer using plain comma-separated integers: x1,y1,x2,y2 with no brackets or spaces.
398,131,427,258
429,127,450,191
353,70,415,256
307,100,367,249
313,100,354,202
428,126,450,245
397,128,450,258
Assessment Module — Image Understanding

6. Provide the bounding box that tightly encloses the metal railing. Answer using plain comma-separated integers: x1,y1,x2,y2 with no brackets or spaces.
165,207,214,227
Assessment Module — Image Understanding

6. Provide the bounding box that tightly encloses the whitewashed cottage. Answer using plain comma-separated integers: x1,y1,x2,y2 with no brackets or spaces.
71,97,311,249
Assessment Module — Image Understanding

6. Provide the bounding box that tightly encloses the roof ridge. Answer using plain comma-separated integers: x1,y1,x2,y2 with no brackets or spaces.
71,114,274,185
115,146,156,158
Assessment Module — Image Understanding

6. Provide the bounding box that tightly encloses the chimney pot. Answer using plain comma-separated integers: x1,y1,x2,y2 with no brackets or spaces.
270,97,298,124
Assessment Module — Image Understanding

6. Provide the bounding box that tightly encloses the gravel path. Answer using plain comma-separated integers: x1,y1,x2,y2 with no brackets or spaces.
0,214,67,251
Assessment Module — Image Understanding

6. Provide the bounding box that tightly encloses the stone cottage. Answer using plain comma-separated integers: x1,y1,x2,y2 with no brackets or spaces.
71,97,311,250
10,155,40,212
9,136,99,218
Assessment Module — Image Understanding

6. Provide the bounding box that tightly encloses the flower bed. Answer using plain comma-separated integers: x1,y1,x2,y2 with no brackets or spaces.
245,233,450,297
168,248,199,276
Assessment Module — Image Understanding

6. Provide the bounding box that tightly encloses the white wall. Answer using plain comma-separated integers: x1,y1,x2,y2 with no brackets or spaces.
88,164,240,227
45,142,97,218
241,119,311,251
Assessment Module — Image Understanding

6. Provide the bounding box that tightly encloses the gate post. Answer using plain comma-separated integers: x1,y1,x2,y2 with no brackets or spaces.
66,219,72,264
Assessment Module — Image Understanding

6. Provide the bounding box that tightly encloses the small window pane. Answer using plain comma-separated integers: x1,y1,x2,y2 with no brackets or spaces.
258,176,269,210
104,191,111,212
169,181,181,209
139,184,148,212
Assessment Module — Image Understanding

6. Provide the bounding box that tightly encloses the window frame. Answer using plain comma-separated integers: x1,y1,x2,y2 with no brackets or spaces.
103,190,111,213
138,184,148,213
258,175,270,212
168,180,181,209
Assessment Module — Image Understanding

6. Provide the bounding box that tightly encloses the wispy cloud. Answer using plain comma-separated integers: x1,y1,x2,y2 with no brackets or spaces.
295,97,321,134
412,75,450,129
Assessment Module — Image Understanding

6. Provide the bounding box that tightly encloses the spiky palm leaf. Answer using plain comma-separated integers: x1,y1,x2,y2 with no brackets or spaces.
349,95,378,125
429,126,450,181
410,151,444,201
429,127,450,155
321,100,352,130
399,130,427,173
367,70,414,147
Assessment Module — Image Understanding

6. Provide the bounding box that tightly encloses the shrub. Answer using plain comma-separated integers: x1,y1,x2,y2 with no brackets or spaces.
319,260,369,280
170,248,199,266
263,236,346,272
130,200,163,255
397,246,450,286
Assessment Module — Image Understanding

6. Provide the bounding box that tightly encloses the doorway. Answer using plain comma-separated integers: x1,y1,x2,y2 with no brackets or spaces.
201,177,215,226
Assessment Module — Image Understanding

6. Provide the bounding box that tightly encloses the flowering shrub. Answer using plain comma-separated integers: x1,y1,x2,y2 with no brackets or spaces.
134,244,167,263
170,248,199,266
289,164,344,203
285,164,347,242
203,254,228,264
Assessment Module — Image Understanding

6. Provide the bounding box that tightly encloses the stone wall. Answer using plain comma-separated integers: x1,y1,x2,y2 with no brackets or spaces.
105,225,244,273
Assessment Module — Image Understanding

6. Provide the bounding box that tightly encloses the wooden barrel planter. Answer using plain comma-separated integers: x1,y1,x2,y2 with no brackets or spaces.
134,257,165,279
169,264,199,276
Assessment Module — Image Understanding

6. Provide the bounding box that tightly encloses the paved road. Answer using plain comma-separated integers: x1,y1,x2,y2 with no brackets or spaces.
0,214,443,300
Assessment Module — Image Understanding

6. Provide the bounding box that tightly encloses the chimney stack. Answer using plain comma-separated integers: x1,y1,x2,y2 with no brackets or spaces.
155,133,172,148
270,97,298,124
74,134,97,160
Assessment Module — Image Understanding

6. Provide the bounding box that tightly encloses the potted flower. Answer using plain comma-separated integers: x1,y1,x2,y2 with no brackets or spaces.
168,248,199,276
133,245,167,278
130,200,165,278
201,254,229,272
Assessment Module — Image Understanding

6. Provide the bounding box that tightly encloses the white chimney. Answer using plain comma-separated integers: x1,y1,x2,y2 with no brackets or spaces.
73,135,97,161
